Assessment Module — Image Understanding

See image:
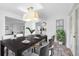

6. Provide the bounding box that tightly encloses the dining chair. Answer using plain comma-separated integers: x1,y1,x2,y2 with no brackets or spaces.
39,44,49,56
49,35,55,56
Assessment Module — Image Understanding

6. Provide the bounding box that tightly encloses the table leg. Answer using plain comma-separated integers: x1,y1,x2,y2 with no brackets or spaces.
6,48,8,56
1,44,4,56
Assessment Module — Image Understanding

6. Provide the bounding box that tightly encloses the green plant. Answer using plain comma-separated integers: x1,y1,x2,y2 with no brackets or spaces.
26,27,35,34
56,29,65,43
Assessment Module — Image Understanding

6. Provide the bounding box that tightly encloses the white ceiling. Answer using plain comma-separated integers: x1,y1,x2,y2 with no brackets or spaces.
39,3,74,19
0,3,74,19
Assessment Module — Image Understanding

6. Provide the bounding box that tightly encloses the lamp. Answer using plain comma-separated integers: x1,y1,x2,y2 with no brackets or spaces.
23,7,39,21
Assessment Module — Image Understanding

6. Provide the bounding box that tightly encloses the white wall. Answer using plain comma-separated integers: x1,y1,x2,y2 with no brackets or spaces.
0,10,22,40
46,17,56,39
46,14,69,41
5,17,25,35
25,21,36,36
0,11,5,40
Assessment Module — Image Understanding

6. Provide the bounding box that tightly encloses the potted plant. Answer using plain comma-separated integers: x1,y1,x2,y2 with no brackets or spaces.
56,29,65,45
26,27,35,34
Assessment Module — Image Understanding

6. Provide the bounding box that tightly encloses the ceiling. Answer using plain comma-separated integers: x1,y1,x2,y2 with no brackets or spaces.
39,3,74,19
0,3,74,19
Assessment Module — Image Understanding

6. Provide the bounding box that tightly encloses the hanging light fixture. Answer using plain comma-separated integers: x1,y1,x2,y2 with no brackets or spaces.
23,7,39,21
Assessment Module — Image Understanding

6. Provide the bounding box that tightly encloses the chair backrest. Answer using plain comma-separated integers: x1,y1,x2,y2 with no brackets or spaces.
53,43,73,56
64,48,73,56
39,44,49,56
49,35,55,47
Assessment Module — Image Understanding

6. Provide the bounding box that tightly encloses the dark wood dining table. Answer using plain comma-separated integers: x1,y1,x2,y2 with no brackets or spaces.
1,34,47,56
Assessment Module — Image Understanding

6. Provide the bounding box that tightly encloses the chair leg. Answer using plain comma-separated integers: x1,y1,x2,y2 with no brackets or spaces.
6,48,8,56
50,48,54,56
32,47,36,53
32,48,34,53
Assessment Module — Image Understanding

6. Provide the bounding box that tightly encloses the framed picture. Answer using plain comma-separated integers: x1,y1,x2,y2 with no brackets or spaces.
56,19,64,29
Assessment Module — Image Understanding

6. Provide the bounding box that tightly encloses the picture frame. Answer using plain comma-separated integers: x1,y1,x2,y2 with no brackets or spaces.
56,19,64,29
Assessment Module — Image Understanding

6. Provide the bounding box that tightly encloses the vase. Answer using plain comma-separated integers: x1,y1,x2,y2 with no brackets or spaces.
59,41,63,45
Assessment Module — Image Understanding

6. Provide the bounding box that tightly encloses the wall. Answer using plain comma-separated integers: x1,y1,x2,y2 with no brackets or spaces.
46,14,69,40
0,11,5,40
25,21,36,36
5,17,25,35
0,10,22,40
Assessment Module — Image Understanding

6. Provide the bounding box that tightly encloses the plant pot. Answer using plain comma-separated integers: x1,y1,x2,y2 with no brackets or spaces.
59,41,63,45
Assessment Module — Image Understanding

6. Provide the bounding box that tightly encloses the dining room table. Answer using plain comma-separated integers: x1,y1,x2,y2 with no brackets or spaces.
1,34,47,56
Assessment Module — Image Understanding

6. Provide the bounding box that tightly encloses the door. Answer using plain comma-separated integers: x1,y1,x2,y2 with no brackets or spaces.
76,8,79,56
69,10,77,56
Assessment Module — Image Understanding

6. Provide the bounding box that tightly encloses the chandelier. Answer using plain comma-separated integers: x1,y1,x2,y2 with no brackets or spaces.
23,7,39,21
